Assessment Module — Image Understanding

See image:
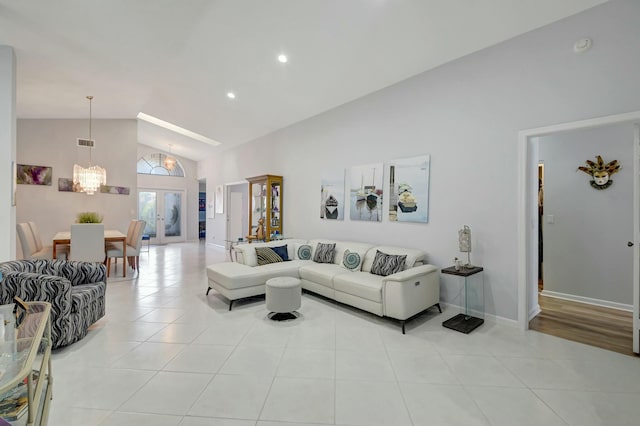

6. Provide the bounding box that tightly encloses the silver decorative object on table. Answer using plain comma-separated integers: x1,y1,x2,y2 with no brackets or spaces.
458,225,473,268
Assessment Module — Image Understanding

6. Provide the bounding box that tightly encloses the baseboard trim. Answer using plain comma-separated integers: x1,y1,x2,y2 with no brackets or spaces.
540,290,633,312
440,302,519,328
528,304,541,321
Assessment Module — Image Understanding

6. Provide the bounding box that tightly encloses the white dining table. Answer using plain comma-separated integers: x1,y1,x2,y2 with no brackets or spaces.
52,229,127,277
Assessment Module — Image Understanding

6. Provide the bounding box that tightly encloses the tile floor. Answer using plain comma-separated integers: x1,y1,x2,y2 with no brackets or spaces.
48,242,640,426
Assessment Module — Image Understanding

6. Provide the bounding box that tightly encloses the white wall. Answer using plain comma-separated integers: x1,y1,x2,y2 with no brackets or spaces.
199,1,640,321
16,119,137,255
0,46,16,261
137,144,199,241
539,124,634,305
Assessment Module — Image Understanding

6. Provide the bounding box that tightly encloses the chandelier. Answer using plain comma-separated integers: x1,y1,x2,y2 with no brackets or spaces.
164,144,177,171
73,96,106,195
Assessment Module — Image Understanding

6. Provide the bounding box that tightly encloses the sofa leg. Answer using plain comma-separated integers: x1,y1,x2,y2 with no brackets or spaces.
206,287,212,295
228,300,234,311
401,320,406,335
436,303,442,313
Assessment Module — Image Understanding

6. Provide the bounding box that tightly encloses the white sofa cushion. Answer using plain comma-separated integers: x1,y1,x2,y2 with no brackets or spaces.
207,260,307,290
334,271,385,302
299,263,347,289
206,262,264,290
362,246,425,273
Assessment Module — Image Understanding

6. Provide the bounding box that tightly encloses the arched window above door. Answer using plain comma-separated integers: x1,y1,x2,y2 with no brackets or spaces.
137,153,185,177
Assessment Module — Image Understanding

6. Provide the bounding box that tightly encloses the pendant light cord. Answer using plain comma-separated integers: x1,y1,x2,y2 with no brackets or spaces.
87,95,93,166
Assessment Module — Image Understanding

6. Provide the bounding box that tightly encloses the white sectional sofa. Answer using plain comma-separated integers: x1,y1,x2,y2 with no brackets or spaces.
206,239,441,333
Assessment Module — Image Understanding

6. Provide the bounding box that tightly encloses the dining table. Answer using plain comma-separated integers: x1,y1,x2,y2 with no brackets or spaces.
52,229,127,277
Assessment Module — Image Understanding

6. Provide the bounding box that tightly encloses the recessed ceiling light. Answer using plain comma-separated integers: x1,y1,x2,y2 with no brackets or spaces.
227,92,236,99
278,54,288,63
136,112,222,147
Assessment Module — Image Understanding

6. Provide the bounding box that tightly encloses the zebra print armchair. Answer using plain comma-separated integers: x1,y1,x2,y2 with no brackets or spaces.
0,259,106,349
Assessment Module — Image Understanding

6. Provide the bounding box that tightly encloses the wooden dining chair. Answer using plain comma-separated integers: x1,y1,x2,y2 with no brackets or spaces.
17,222,56,259
106,220,145,277
28,221,68,260
70,224,106,263
106,219,137,274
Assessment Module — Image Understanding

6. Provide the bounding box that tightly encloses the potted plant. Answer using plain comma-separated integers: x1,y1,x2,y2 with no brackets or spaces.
76,212,103,223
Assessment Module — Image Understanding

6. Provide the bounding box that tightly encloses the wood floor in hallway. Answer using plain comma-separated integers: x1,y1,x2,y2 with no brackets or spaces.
529,294,637,357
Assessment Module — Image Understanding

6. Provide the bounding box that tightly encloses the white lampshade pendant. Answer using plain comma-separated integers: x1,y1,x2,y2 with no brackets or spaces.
73,96,107,195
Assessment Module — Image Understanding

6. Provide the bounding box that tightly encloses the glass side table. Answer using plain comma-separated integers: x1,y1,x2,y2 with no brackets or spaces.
441,265,484,333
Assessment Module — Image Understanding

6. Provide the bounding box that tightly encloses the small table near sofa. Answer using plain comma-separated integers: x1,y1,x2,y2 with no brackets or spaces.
441,265,484,333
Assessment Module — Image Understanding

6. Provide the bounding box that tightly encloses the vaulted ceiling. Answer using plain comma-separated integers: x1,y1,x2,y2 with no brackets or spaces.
0,0,607,159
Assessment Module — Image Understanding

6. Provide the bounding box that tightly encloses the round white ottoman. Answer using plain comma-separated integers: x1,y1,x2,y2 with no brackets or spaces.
266,276,301,321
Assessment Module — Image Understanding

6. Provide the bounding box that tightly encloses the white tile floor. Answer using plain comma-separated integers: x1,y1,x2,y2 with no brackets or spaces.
48,242,640,426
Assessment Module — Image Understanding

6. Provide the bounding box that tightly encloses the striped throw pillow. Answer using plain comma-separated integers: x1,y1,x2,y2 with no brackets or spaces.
255,247,284,265
370,250,407,276
313,242,336,264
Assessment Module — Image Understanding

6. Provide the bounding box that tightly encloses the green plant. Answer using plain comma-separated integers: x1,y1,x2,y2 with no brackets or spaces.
76,212,103,223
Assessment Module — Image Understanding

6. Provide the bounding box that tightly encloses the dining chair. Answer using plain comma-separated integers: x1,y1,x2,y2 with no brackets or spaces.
28,221,68,260
17,222,54,259
70,223,106,263
106,219,137,273
105,220,146,277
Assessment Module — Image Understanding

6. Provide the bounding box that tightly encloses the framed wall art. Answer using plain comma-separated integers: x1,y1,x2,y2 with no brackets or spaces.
16,164,52,186
388,155,430,223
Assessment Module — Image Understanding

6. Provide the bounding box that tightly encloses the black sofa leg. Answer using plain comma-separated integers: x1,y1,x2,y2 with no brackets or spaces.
401,320,405,335
436,303,442,313
206,287,212,295
228,300,234,311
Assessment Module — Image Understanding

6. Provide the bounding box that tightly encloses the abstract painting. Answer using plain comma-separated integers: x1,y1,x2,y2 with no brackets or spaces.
320,169,345,220
58,178,82,192
16,164,52,185
100,185,130,195
388,155,430,223
349,163,383,222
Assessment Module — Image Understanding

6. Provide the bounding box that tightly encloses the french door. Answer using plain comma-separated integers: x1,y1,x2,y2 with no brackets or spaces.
138,189,186,244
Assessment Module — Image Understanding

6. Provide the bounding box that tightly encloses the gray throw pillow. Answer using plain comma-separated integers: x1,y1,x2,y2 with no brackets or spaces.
313,242,336,264
370,250,406,276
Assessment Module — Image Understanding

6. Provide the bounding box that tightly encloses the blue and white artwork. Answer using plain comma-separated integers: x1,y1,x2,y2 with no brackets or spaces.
349,163,383,222
388,155,430,223
320,169,345,220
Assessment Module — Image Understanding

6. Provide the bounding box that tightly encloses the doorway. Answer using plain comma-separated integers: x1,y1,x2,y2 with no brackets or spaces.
198,179,206,240
538,163,544,292
138,189,186,244
226,182,248,247
518,112,640,355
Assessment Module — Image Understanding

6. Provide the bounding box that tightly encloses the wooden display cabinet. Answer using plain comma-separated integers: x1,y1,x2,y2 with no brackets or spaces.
247,174,283,242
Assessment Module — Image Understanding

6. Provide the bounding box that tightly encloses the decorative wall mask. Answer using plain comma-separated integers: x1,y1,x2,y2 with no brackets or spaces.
577,155,620,190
